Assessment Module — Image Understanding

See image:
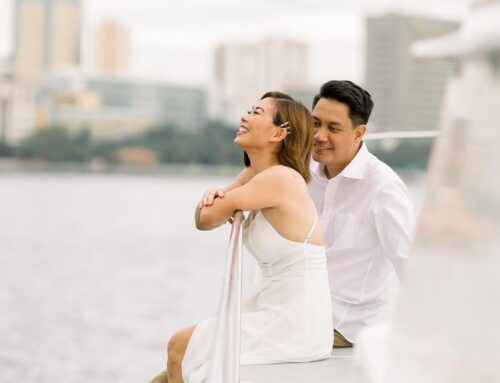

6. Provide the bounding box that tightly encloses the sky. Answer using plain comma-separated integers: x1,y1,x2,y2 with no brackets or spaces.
0,0,471,86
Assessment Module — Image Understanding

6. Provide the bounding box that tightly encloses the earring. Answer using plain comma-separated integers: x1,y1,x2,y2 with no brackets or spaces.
280,122,291,134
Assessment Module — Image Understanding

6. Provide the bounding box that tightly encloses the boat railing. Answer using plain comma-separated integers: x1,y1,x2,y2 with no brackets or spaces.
206,210,245,383
364,130,439,140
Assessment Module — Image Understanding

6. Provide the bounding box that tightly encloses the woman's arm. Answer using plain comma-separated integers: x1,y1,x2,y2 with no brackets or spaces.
195,166,287,231
198,167,254,208
195,167,254,230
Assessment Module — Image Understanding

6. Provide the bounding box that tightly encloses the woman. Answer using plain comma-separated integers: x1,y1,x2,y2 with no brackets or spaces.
163,92,333,383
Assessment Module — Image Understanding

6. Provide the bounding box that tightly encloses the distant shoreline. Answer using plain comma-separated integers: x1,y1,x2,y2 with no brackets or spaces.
0,158,241,177
0,158,427,180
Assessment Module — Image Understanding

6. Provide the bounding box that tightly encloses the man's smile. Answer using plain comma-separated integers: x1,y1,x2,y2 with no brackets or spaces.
313,143,333,151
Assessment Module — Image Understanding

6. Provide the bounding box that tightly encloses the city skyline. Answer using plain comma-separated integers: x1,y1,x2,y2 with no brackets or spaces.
1,0,470,86
366,14,459,133
13,0,81,82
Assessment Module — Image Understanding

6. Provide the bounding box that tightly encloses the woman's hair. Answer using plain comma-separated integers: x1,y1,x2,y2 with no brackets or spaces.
243,91,313,183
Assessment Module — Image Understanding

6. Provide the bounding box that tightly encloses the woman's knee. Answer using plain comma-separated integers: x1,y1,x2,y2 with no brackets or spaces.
167,333,183,361
167,326,196,363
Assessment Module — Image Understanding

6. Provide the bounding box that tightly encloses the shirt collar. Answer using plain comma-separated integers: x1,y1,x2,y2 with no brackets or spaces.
312,142,370,181
339,142,369,180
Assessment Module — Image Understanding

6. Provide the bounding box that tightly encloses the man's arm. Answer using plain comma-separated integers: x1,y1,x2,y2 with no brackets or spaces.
371,182,416,278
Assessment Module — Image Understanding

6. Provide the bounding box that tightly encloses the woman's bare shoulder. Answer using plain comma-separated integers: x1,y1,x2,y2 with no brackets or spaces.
257,165,307,188
268,165,305,180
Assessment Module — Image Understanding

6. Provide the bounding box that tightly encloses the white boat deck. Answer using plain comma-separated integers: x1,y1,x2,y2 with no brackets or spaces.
240,348,357,383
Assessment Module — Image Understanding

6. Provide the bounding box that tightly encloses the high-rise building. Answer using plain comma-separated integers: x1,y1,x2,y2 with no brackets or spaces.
36,72,207,139
85,76,206,132
365,14,459,133
213,37,309,123
14,0,81,83
94,20,131,74
0,60,36,143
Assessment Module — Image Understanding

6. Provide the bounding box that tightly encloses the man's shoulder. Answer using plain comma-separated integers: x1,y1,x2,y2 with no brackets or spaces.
356,151,413,208
363,150,407,188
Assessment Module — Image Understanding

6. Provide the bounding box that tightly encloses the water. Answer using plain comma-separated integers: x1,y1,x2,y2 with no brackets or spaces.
0,173,234,383
0,170,425,383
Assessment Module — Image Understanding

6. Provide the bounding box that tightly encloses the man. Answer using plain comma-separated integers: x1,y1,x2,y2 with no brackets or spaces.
308,80,415,347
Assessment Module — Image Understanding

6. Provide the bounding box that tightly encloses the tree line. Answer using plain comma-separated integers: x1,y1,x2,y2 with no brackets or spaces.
0,121,244,166
0,122,433,170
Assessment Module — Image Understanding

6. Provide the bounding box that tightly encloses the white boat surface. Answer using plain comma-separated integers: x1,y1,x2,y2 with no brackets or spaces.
240,348,355,383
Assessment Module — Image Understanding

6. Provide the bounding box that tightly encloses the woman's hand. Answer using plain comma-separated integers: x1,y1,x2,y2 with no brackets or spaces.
198,189,225,208
195,188,230,229
195,168,254,230
197,168,254,209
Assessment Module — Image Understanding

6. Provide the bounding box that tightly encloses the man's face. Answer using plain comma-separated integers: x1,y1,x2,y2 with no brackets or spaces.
312,98,365,178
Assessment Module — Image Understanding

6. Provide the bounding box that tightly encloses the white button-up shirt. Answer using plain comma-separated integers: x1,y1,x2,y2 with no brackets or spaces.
308,143,415,343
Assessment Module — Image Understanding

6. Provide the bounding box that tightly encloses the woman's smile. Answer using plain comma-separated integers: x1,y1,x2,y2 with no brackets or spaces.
237,125,249,135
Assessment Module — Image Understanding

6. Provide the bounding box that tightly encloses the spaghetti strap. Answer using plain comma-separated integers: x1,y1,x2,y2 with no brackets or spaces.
304,212,317,244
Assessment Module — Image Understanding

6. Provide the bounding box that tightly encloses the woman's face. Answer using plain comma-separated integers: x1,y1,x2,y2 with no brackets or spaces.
234,97,278,149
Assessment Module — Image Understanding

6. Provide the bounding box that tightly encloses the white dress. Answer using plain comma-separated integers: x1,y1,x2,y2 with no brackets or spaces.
182,211,333,383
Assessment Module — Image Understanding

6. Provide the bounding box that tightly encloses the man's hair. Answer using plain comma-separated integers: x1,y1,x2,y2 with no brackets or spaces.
312,80,374,126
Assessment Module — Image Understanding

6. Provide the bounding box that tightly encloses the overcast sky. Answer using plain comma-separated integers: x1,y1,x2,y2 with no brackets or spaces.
0,0,471,86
